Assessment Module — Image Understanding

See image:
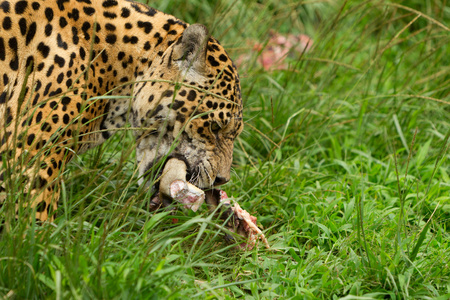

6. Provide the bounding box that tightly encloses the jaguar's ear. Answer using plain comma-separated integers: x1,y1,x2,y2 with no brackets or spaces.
173,24,209,73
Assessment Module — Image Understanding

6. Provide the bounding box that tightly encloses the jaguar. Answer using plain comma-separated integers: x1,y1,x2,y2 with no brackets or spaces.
0,0,243,222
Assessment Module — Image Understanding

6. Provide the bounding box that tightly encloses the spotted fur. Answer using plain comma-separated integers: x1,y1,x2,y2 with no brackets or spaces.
0,0,243,221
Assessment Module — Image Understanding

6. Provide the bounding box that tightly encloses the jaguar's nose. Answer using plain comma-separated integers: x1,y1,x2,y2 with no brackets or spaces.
214,176,229,186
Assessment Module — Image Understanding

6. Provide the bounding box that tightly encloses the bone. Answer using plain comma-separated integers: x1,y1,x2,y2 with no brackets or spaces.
159,158,205,212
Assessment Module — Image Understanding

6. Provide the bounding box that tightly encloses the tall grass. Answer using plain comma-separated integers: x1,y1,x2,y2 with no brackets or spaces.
1,0,449,298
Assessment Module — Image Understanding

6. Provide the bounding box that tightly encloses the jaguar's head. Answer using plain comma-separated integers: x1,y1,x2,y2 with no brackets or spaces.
133,24,243,191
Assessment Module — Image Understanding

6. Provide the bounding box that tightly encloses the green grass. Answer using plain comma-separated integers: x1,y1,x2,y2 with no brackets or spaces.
1,0,450,298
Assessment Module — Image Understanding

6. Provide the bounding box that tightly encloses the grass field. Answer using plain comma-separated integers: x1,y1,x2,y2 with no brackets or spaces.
1,0,449,298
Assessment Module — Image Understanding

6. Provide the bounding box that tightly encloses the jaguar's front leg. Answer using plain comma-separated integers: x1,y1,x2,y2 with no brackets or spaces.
27,183,60,223
2,150,66,223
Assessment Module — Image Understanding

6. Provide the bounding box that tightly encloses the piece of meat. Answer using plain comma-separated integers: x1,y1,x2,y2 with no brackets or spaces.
206,189,270,250
231,202,270,250
159,158,205,212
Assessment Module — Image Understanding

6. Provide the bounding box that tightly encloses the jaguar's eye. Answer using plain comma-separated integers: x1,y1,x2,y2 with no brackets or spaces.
210,121,221,134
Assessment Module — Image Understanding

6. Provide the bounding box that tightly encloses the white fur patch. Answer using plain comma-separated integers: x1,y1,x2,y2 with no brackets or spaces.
175,61,208,83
